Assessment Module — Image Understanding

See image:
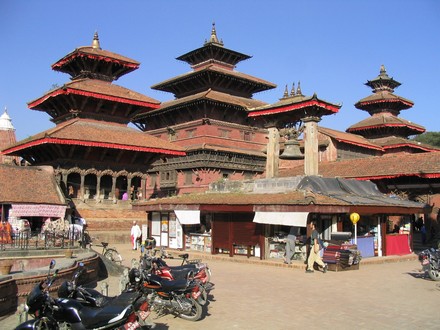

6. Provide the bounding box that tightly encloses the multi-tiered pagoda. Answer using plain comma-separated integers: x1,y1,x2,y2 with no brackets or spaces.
132,24,277,197
2,33,185,205
346,65,433,153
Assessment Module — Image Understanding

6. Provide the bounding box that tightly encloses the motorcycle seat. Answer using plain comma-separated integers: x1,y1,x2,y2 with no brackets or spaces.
78,303,134,328
148,274,188,292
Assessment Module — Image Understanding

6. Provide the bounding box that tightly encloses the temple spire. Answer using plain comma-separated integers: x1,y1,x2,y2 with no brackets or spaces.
296,81,302,95
0,107,15,130
283,85,289,98
204,22,224,46
92,31,101,50
290,83,296,97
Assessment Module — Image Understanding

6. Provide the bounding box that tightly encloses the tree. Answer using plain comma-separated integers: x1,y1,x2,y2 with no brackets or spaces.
411,132,440,147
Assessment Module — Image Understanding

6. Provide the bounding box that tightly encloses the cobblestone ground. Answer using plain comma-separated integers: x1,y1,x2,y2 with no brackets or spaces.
3,243,440,330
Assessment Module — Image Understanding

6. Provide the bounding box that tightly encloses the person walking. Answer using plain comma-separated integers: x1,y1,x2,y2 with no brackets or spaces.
285,226,298,264
306,220,327,273
130,221,142,250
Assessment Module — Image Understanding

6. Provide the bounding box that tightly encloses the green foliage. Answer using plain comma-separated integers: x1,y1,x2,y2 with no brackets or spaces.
412,132,440,147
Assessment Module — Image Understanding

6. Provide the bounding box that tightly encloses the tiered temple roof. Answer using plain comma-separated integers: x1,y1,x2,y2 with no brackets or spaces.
132,23,276,130
2,33,185,169
347,65,425,141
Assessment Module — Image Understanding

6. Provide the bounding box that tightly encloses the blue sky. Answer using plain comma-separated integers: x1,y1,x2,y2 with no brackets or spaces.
1,0,439,141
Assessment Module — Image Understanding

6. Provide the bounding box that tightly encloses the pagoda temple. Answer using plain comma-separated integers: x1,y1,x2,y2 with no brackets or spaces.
346,65,430,153
132,23,277,197
2,33,185,228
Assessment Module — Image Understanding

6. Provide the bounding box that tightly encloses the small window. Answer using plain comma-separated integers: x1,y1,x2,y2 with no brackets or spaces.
243,131,251,141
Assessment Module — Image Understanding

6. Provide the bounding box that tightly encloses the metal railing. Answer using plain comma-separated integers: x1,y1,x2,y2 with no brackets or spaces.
0,228,83,251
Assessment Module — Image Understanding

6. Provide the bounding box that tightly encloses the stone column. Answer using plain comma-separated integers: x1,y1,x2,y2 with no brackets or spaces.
265,126,280,178
303,116,320,176
80,174,85,201
111,176,117,203
95,175,101,202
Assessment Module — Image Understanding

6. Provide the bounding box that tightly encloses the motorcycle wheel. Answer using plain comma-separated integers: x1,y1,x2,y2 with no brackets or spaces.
427,265,440,281
178,298,203,322
104,248,123,264
197,286,208,306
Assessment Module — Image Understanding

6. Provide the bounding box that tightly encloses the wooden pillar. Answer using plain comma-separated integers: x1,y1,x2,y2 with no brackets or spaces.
140,178,146,200
303,116,320,176
265,126,280,178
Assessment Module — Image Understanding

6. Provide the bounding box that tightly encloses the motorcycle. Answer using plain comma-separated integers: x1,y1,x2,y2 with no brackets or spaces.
127,267,203,322
57,263,153,328
140,254,211,305
154,253,212,283
418,248,440,281
16,260,144,330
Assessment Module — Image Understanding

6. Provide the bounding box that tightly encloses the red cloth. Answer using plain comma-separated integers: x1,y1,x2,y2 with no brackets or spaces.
385,234,411,256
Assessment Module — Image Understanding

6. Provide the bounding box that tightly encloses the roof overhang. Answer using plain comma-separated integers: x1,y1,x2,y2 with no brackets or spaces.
2,137,186,157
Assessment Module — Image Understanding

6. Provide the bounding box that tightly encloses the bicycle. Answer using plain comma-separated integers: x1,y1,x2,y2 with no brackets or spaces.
91,240,123,264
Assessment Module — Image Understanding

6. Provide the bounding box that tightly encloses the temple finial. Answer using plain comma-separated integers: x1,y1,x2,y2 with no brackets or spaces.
296,81,302,95
380,64,386,75
92,31,101,50
290,83,296,97
283,85,289,98
204,22,224,46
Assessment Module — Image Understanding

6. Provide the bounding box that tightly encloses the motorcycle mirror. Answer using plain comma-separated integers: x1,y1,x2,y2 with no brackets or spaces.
49,259,56,269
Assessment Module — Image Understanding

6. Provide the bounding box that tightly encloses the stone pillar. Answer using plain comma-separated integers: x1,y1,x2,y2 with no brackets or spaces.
265,126,280,178
303,116,320,176
111,176,117,203
80,174,85,201
96,175,101,202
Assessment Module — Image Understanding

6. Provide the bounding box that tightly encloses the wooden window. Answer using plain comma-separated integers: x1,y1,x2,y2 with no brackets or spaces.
243,131,251,141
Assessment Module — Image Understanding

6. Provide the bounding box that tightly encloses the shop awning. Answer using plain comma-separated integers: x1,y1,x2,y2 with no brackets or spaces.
174,210,201,225
10,204,66,218
253,212,309,227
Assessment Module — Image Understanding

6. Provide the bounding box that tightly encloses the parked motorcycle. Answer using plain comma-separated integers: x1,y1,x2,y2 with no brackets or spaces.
154,253,212,283
57,263,153,327
15,260,144,329
127,267,203,322
419,248,440,281
140,253,211,305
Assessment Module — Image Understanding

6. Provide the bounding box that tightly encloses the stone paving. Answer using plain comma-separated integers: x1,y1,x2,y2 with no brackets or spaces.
3,242,440,329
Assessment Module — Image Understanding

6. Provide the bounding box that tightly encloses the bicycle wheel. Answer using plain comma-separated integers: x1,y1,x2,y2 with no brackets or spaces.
104,248,123,264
